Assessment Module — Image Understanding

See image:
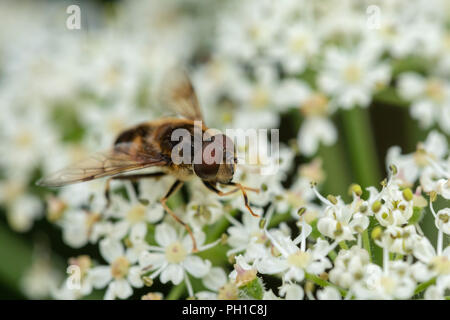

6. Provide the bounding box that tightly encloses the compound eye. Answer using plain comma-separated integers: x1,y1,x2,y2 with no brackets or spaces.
193,162,219,180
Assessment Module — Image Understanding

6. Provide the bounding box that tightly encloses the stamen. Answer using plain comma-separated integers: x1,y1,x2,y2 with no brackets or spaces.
264,229,289,258
198,238,221,252
311,183,333,206
224,213,241,227
429,195,437,218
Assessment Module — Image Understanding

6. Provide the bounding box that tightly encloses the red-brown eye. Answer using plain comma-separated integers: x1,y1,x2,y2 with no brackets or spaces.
193,162,220,180
193,134,235,180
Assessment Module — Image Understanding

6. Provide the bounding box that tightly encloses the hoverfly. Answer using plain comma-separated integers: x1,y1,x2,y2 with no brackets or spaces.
38,69,259,252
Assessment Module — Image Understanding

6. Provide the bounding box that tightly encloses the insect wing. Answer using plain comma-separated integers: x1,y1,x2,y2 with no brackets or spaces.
158,68,204,121
37,143,167,187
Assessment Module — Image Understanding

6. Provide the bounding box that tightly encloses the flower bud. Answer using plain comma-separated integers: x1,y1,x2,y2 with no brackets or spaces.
349,184,363,197
371,226,382,240
372,201,382,213
402,188,413,201
327,195,338,205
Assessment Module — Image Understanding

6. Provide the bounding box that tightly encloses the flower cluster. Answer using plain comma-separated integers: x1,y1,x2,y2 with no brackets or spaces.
0,0,448,300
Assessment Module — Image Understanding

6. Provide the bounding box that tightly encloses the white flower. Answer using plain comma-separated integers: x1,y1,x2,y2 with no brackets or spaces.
298,117,337,156
317,287,342,300
318,42,390,109
89,239,143,300
413,237,450,281
6,194,42,233
268,22,319,75
61,209,100,248
278,283,304,300
398,73,450,134
386,130,448,189
329,246,370,290
257,230,332,283
196,267,230,300
353,262,416,300
105,180,164,235
185,186,224,230
435,208,450,235
138,223,215,297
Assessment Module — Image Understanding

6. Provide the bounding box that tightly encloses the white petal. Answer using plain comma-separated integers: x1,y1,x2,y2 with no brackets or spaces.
317,287,341,300
160,264,184,285
130,222,147,243
183,256,211,278
100,239,124,264
202,267,227,291
89,266,112,289
138,251,165,270
280,283,304,300
155,223,178,247
113,279,133,300
256,257,288,275
128,266,144,288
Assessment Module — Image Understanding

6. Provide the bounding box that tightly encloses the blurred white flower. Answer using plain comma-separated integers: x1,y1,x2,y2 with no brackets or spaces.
138,223,215,297
318,42,390,109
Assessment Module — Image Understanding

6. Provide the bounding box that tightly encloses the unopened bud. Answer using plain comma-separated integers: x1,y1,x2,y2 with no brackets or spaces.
297,207,307,217
359,204,368,213
429,191,437,202
259,219,266,229
371,226,383,240
349,184,363,197
319,272,329,281
305,281,314,293
372,200,382,213
220,233,228,245
142,276,153,287
327,195,338,205
389,164,398,175
402,188,413,202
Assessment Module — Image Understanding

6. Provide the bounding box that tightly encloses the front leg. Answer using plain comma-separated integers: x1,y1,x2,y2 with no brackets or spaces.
203,181,260,217
161,180,198,252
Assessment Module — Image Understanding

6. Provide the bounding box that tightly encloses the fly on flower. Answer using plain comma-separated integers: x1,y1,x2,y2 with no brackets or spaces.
37,68,259,252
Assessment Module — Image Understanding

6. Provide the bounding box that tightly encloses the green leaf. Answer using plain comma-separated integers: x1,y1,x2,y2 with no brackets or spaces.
239,278,264,300
409,207,424,225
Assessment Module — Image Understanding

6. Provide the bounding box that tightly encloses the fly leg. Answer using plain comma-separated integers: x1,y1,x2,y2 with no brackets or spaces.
203,181,260,217
161,180,198,252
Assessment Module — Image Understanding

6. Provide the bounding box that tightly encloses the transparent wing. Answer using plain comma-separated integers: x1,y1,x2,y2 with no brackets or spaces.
37,143,167,187
158,68,204,121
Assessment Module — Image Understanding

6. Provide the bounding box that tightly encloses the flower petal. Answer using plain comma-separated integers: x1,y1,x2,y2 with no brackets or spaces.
155,223,178,247
99,239,124,264
160,264,184,285
89,266,112,289
183,256,211,278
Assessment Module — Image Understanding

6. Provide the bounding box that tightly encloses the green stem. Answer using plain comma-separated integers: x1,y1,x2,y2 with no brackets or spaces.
362,230,372,262
317,138,352,202
340,107,383,266
328,250,337,261
414,277,436,296
167,282,186,300
305,273,347,297
340,107,381,189
338,241,349,250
